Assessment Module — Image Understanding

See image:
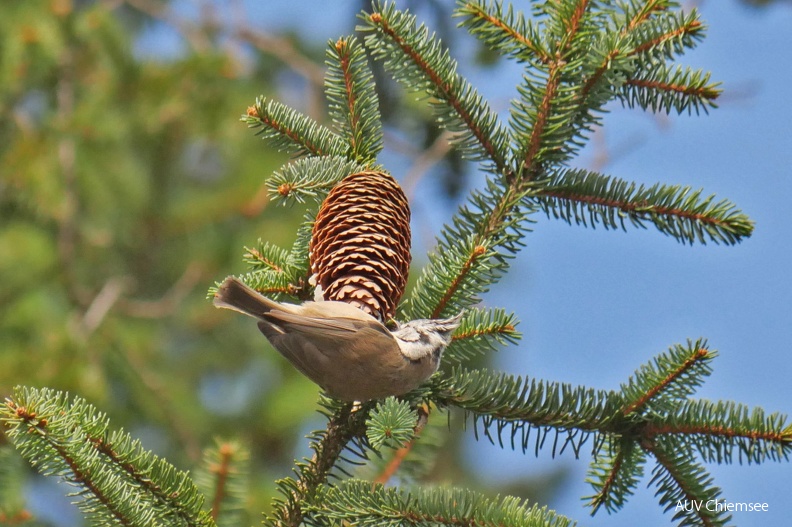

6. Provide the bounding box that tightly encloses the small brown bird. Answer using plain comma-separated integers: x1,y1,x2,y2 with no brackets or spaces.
213,276,462,401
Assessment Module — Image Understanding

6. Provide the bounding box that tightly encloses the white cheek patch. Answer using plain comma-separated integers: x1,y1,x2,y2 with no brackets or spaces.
396,339,433,360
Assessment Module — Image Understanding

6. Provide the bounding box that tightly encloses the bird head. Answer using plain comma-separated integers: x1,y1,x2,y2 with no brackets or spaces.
391,312,463,361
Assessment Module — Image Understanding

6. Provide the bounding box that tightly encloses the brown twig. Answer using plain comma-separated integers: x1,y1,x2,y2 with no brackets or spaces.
77,277,128,338
115,262,204,318
121,0,211,51
209,443,236,521
54,43,84,308
275,403,371,527
0,510,35,525
233,27,326,87
589,444,627,512
118,0,326,118
401,130,454,200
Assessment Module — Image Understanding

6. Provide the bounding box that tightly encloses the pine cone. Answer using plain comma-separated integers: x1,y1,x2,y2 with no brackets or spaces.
310,170,411,320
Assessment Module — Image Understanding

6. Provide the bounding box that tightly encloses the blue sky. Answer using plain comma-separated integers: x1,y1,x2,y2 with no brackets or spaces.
143,2,792,525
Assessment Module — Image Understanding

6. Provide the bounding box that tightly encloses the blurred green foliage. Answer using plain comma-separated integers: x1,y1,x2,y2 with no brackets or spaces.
0,0,325,516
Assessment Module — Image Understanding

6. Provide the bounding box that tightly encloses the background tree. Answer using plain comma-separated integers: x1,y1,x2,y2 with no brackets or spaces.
3,4,792,527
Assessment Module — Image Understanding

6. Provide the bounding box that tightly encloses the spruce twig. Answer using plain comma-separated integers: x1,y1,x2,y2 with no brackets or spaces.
267,403,372,527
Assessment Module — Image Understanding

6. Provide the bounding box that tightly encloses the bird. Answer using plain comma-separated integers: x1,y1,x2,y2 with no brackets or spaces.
213,276,462,402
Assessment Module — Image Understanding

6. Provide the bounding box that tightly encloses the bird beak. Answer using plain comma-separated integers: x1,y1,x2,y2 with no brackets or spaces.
439,311,464,332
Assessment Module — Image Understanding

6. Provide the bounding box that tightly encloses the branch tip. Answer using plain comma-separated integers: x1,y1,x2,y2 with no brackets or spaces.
278,182,294,197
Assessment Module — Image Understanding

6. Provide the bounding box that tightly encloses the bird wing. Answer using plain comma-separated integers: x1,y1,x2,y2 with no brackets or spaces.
263,310,365,337
262,309,392,344
257,320,328,385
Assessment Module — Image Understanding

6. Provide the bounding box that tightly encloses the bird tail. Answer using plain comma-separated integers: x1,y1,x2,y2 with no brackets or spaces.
213,276,281,320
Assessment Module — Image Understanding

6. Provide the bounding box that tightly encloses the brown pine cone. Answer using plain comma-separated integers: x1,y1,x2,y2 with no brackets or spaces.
310,170,411,320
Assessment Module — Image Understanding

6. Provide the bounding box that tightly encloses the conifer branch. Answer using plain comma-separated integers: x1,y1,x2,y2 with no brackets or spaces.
621,64,721,115
577,48,623,107
590,447,626,513
510,0,603,172
521,60,563,173
644,437,727,527
557,1,589,52
644,399,792,464
3,3,784,527
308,480,575,527
325,36,383,162
502,3,711,172
620,341,713,416
425,344,789,521
444,306,521,364
244,242,289,274
267,402,372,527
0,443,29,524
194,440,249,526
210,447,233,521
536,169,753,244
90,436,204,525
432,244,488,318
432,367,622,454
53,438,134,526
577,3,696,109
365,398,419,451
357,404,448,485
2,387,214,527
623,0,666,32
402,177,537,320
361,1,511,172
631,11,704,58
575,2,667,100
232,2,769,525
624,74,719,102
586,439,645,514
265,156,370,205
372,404,429,484
245,98,346,157
613,9,713,115
208,269,297,300
457,1,551,65
284,221,315,299
451,311,518,342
